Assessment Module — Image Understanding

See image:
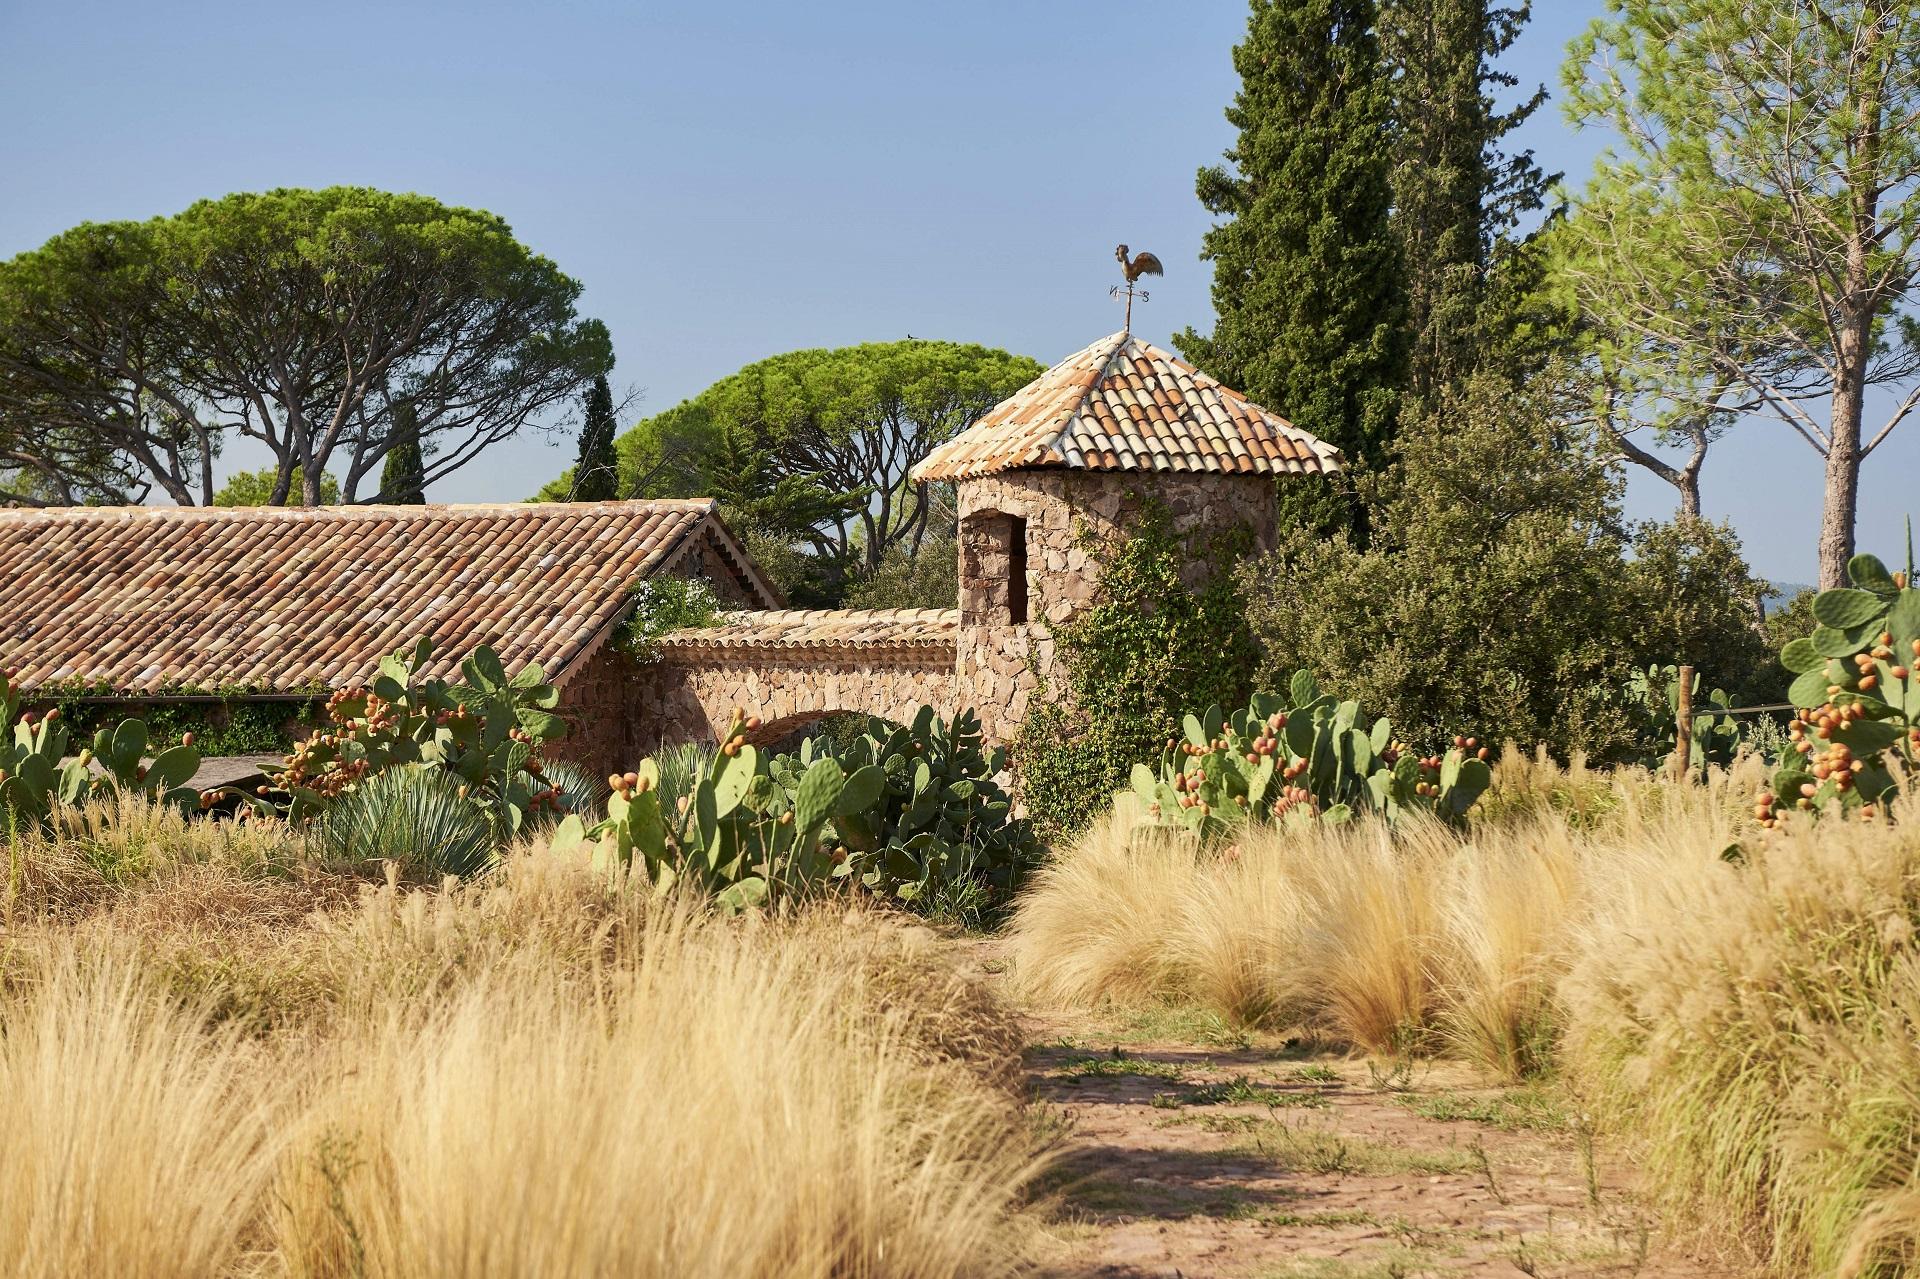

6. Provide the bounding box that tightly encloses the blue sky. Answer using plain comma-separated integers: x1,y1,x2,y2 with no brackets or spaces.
2,0,1913,583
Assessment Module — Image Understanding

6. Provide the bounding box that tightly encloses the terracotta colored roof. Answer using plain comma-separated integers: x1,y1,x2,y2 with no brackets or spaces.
912,331,1343,482
657,609,959,658
0,500,781,695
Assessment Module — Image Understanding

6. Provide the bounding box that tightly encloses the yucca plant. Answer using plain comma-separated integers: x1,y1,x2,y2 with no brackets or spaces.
537,759,605,826
314,766,495,878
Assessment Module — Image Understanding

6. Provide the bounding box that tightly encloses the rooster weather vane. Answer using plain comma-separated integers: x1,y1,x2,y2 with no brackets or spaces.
1112,244,1163,333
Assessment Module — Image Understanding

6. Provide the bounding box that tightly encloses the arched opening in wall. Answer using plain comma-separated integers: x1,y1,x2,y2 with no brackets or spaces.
960,509,1029,626
753,710,913,756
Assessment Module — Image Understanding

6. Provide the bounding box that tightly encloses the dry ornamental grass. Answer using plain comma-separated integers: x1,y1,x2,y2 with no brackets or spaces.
1010,751,1920,1275
0,806,1046,1279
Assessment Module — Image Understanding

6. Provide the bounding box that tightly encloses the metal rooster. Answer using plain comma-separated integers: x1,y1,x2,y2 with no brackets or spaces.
1112,244,1164,332
1115,244,1164,284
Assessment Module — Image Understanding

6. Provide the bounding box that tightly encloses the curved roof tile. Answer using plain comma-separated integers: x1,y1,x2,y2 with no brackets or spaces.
0,500,779,694
912,332,1343,482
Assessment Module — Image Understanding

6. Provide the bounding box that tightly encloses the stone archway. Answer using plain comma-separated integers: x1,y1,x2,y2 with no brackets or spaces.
630,609,962,754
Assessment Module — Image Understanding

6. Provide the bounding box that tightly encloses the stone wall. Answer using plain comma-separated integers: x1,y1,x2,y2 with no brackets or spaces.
551,640,643,779
633,648,957,753
549,534,776,777
552,636,958,776
955,469,1276,743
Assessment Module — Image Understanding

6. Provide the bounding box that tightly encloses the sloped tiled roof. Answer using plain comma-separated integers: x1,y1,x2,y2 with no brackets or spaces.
656,609,959,658
0,500,781,695
912,331,1343,481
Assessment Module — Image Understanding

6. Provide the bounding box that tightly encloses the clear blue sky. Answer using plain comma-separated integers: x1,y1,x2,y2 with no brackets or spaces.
2,0,1913,583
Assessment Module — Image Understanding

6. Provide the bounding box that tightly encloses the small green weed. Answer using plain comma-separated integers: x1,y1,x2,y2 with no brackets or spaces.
1292,1063,1342,1084
1395,1085,1571,1133
1150,1076,1333,1110
1230,1120,1476,1177
1052,1052,1189,1083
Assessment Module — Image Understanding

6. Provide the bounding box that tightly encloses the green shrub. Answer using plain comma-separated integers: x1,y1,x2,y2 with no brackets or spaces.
1242,368,1773,762
616,576,723,660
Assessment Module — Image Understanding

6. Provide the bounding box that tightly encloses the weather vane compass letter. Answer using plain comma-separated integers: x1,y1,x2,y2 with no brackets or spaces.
1111,244,1164,333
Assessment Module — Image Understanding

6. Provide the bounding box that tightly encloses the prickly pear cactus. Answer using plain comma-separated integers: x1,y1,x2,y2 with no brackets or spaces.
809,706,1037,904
1760,551,1920,826
89,717,201,809
0,672,91,826
573,711,888,913
1126,670,1492,837
237,638,572,837
566,704,1032,913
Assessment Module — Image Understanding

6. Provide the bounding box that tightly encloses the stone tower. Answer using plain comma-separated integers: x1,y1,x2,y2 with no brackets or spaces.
911,331,1343,744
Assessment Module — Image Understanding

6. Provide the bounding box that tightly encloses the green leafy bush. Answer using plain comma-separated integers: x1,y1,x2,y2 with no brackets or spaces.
1243,369,1774,762
617,576,724,660
1759,552,1920,826
1126,671,1492,838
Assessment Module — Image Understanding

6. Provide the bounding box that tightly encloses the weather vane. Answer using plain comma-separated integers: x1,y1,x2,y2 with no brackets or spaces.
1111,244,1164,333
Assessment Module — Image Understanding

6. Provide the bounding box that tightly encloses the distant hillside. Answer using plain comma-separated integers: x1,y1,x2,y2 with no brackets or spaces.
1763,583,1814,614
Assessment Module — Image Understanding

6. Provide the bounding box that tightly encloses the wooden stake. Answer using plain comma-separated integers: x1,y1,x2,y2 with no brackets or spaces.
1674,664,1694,782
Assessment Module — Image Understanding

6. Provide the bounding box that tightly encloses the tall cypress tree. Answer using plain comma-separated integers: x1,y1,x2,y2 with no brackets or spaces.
1380,0,1551,403
1176,0,1407,483
572,375,620,502
378,402,426,504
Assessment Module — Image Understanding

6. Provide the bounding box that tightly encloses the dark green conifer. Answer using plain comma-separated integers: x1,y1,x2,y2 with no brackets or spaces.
572,375,620,502
1176,0,1408,485
379,402,427,504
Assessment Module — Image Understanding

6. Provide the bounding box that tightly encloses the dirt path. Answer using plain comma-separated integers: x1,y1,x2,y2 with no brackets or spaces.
1004,999,1750,1278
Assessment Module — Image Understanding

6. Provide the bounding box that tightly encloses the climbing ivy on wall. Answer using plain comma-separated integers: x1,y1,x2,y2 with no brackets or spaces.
1014,499,1259,843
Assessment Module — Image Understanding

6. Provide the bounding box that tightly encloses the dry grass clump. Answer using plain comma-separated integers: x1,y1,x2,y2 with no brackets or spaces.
1012,753,1920,1272
0,957,288,1278
1009,750,1756,1064
1561,790,1920,1275
1,802,1045,1278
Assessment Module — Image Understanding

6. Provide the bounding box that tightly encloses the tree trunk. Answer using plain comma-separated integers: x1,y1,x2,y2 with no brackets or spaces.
1819,317,1871,590
1676,472,1701,521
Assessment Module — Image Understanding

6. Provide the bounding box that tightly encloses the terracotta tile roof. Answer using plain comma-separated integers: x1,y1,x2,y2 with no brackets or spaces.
657,609,959,658
0,500,780,695
912,331,1343,482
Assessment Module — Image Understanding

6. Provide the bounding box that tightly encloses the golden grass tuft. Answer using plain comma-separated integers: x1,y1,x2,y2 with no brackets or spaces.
1012,752,1920,1271
2,803,1046,1278
0,957,287,1278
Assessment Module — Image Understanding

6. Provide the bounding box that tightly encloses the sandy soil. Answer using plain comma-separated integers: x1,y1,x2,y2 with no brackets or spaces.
1001,997,1754,1279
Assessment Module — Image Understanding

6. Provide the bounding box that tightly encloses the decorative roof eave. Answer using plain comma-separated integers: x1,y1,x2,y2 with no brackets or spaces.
654,609,959,661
